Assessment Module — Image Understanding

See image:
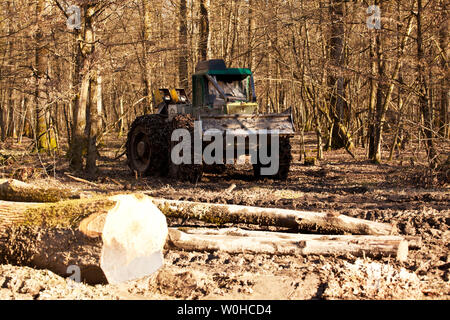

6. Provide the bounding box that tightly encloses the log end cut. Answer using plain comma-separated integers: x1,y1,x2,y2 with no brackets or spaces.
396,240,409,263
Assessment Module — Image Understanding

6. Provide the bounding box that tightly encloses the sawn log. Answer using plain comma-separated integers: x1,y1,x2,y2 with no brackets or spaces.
153,198,397,236
167,228,409,262
0,195,396,236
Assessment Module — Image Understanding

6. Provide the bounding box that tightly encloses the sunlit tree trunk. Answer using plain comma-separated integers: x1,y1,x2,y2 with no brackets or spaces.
141,0,152,113
86,71,100,175
367,31,377,159
70,3,97,172
416,0,436,166
35,0,55,152
69,25,85,171
198,0,209,61
247,0,255,70
178,0,188,89
438,0,449,139
328,0,349,149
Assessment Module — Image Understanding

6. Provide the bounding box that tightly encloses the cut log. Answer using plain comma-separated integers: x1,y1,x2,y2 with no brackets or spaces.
0,192,415,285
0,194,168,285
167,228,409,262
0,194,396,237
0,179,76,203
153,198,396,236
100,195,168,285
0,197,117,234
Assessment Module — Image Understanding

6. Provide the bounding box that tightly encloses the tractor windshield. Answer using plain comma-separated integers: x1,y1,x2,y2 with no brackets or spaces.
207,75,250,105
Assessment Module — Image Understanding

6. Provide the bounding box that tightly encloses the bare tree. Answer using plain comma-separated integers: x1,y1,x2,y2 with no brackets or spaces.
198,0,209,61
178,0,188,89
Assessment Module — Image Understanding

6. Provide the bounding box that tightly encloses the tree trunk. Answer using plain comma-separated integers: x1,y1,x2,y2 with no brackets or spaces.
69,23,85,171
328,0,348,149
0,92,5,142
198,0,209,61
0,193,412,286
438,0,449,139
0,183,396,237
167,228,409,262
178,0,189,89
0,195,162,285
368,31,378,159
35,0,53,153
371,8,413,164
417,0,436,167
86,71,100,175
6,0,15,139
153,198,396,236
118,97,125,137
141,0,153,113
70,4,98,173
247,0,255,70
0,179,75,203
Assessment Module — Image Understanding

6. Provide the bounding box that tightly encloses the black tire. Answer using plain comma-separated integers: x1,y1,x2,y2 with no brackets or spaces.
126,114,170,177
253,134,292,180
168,115,204,183
203,164,227,174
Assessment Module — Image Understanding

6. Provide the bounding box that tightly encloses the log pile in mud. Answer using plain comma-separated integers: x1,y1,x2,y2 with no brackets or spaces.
152,198,397,236
167,228,409,262
0,180,420,285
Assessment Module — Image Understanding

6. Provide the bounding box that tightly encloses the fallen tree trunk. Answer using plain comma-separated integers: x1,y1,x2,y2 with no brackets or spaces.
0,194,397,237
0,198,116,234
0,193,415,286
0,225,107,285
153,198,396,236
0,180,397,236
167,228,409,262
0,194,168,285
0,196,121,284
0,179,76,203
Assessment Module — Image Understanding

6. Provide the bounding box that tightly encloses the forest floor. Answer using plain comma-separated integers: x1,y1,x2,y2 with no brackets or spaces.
0,133,448,300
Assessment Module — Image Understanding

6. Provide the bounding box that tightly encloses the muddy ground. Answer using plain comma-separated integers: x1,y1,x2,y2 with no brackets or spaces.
0,134,448,300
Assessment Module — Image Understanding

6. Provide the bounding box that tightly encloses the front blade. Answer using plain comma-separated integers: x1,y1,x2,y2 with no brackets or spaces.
200,112,295,136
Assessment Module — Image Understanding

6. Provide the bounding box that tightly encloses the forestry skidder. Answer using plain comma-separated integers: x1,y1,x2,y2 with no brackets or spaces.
126,59,295,182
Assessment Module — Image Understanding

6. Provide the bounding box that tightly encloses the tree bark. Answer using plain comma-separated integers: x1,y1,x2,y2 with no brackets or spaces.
152,198,396,236
178,0,189,89
372,14,413,163
438,0,449,138
35,0,54,153
86,70,100,175
69,4,99,173
0,196,115,235
69,7,87,171
0,179,75,203
168,228,409,262
417,0,437,167
0,187,396,237
198,0,209,61
0,194,411,286
328,0,349,150
247,0,255,70
368,29,378,159
0,195,126,285
140,0,153,113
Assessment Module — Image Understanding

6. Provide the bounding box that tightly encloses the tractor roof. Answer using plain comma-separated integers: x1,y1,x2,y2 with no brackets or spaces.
194,59,252,77
195,68,253,77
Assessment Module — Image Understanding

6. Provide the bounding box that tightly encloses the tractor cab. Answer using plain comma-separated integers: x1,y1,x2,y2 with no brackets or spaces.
192,59,258,116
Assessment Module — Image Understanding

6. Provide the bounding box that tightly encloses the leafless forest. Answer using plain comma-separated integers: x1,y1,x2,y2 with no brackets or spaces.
0,0,448,301
0,0,448,173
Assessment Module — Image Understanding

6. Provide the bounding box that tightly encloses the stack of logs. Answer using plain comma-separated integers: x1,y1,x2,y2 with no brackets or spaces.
0,179,420,284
